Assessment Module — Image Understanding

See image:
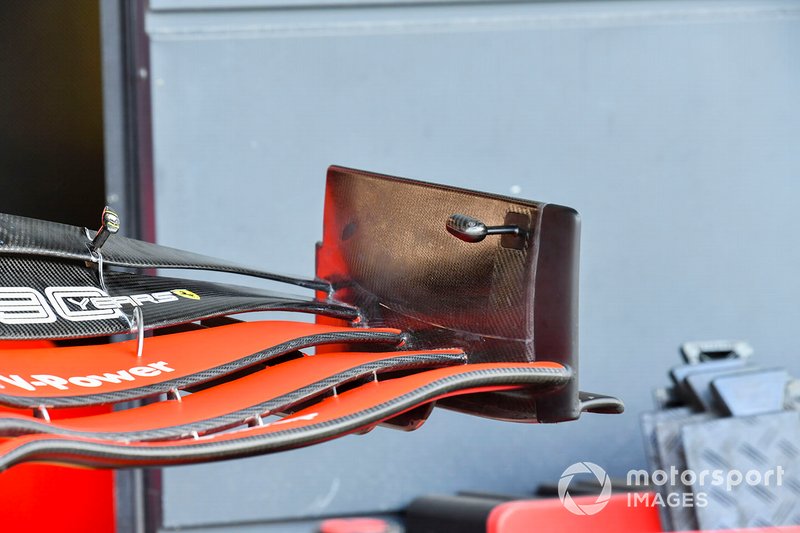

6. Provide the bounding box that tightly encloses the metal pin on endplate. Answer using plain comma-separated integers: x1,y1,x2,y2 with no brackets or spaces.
88,207,120,291
446,213,522,243
90,206,120,252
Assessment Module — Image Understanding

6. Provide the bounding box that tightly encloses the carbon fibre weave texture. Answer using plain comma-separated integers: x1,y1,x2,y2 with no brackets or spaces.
317,167,586,423
318,166,545,363
0,329,403,408
0,255,358,340
0,365,572,471
0,212,328,291
0,352,466,441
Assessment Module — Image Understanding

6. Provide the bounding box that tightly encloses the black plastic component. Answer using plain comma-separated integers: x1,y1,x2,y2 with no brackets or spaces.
405,494,500,533
683,366,759,412
653,386,685,410
579,391,625,414
711,369,790,417
680,340,753,364
669,358,750,408
536,477,638,497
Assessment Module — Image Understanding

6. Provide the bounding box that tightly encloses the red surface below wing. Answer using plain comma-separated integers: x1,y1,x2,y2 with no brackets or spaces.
0,341,114,533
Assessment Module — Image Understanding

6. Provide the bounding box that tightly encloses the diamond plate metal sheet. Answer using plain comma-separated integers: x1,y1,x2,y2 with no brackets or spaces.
654,412,713,531
640,407,694,531
641,408,692,473
682,411,800,530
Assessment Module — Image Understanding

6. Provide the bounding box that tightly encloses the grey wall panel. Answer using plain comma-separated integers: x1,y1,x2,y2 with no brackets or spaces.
146,0,800,528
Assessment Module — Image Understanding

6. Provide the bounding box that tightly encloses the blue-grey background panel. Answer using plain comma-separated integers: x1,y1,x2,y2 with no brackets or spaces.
144,0,800,528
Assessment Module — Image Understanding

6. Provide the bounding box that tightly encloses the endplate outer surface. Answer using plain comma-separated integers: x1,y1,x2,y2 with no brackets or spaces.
316,166,581,421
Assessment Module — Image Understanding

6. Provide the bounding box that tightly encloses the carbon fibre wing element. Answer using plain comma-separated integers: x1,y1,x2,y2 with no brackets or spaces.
0,212,328,291
0,349,466,440
0,321,402,407
0,363,571,471
0,256,358,340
